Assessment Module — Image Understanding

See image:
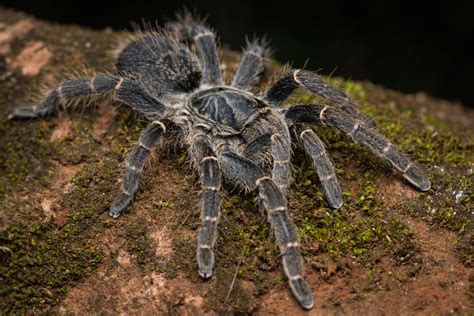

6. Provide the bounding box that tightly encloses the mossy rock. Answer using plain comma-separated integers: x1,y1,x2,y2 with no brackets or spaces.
0,7,472,315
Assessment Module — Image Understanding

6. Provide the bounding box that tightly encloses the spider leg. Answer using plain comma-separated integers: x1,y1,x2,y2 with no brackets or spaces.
109,120,167,218
242,133,272,162
270,133,292,197
266,69,375,126
116,34,202,95
9,75,167,119
294,124,343,208
171,14,222,85
285,104,431,191
220,151,314,310
240,132,291,198
191,138,222,278
231,38,268,89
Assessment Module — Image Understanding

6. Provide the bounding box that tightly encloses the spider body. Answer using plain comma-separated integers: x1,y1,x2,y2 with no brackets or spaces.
190,87,266,130
10,13,431,310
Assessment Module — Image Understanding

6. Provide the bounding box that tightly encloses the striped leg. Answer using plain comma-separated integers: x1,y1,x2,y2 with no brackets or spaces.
193,30,222,85
193,140,222,278
296,124,343,208
270,133,292,198
285,104,431,191
266,69,375,126
9,75,166,119
241,132,292,195
109,120,166,218
220,152,314,310
172,14,222,85
232,38,268,89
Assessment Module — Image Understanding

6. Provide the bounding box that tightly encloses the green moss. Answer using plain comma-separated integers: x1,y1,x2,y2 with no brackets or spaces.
0,223,102,313
126,219,154,266
279,79,473,267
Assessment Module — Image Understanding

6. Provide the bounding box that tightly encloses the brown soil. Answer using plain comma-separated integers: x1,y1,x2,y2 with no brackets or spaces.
8,41,53,76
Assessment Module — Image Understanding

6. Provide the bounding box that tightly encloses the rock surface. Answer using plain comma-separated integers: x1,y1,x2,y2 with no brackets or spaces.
0,7,472,315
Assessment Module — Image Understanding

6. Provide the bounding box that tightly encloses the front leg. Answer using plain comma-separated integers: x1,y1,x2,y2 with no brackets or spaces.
9,75,167,119
266,69,375,126
231,38,269,89
109,120,167,218
171,13,222,85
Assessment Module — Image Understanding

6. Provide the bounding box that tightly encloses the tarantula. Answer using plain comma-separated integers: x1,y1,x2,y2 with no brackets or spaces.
10,13,430,310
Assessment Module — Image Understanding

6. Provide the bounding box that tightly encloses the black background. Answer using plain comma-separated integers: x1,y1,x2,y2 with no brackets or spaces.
1,0,473,107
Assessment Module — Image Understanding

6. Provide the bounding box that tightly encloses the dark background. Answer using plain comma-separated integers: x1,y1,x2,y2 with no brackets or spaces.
2,0,473,107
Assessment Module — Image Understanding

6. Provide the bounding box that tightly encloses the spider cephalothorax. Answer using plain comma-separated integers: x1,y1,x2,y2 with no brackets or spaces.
10,13,430,310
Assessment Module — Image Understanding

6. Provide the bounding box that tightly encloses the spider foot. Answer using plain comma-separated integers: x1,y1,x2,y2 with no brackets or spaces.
289,277,315,310
403,164,431,192
197,247,215,278
109,192,133,218
9,107,40,120
323,179,344,209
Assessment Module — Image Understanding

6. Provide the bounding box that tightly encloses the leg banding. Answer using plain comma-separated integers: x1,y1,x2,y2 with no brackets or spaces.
270,133,292,196
195,141,222,278
171,14,222,85
285,104,431,191
220,152,314,308
10,74,167,120
297,126,344,208
266,69,375,126
221,152,314,309
9,76,113,119
256,176,315,310
232,38,268,89
109,120,166,218
194,32,222,85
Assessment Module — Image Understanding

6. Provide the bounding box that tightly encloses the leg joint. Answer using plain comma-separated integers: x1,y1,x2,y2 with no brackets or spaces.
348,122,360,137
198,244,211,249
204,216,219,222
403,162,413,173
256,176,272,186
201,156,218,163
114,78,124,91
288,275,303,281
293,69,302,85
319,106,329,123
382,143,392,154
320,173,336,181
194,31,215,40
299,128,313,139
151,120,166,132
267,206,287,213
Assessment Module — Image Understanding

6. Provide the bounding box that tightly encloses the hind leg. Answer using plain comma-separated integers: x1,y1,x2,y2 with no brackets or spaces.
220,151,314,310
116,34,202,94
